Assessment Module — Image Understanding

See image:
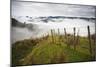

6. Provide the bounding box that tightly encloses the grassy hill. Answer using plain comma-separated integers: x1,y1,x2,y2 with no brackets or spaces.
12,34,96,66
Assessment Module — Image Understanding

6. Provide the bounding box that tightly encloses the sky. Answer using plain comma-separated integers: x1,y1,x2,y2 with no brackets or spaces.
11,0,96,18
11,0,96,42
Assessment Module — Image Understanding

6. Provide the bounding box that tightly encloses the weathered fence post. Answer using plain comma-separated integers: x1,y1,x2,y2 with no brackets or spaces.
64,28,67,43
58,28,60,43
51,29,54,43
58,28,60,36
87,26,92,56
73,27,76,50
53,29,56,43
64,28,67,39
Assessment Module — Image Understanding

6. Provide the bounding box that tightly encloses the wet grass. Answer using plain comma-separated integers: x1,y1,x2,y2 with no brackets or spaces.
12,39,38,65
12,35,96,66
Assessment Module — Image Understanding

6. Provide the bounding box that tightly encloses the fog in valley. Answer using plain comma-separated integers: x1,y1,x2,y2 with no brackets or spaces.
11,1,96,44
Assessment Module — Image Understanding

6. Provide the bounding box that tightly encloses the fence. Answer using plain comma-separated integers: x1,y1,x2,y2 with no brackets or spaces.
40,26,95,56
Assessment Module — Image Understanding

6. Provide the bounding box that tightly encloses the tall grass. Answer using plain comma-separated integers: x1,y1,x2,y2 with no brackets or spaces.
12,33,96,66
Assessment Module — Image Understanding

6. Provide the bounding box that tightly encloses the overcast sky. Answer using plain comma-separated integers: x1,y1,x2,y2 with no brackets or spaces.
11,0,96,18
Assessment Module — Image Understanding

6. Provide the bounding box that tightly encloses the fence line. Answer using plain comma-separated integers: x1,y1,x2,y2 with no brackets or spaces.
40,26,94,56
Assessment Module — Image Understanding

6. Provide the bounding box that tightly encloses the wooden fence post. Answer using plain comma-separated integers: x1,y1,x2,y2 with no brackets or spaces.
64,28,67,39
58,28,60,36
58,28,60,43
64,28,67,43
53,29,56,43
73,27,76,50
87,26,92,56
51,29,54,43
